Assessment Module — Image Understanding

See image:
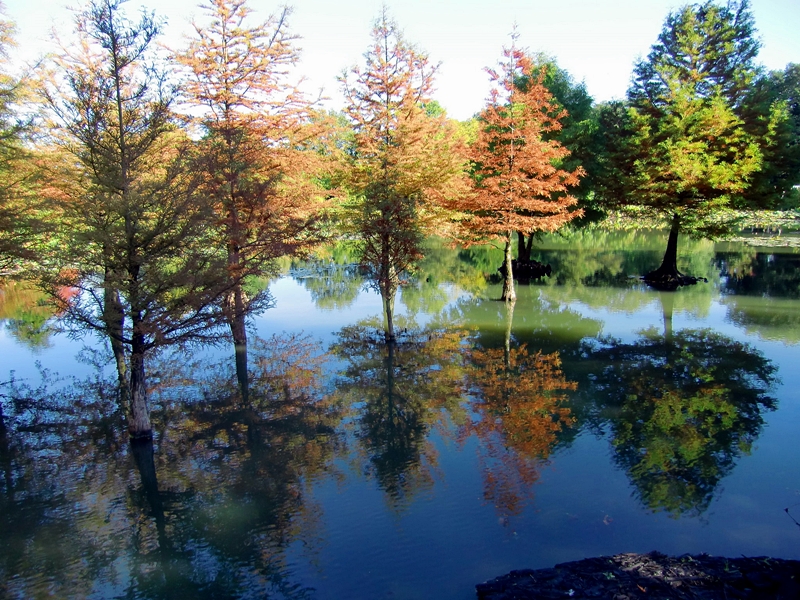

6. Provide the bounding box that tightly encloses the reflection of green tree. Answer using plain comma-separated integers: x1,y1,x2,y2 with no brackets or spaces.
716,250,800,343
0,334,341,599
290,241,365,311
722,296,800,345
719,251,800,298
0,282,55,349
329,319,466,509
388,237,500,323
585,325,778,517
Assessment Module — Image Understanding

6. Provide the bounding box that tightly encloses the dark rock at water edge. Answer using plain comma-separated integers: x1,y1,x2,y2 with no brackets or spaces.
476,552,800,599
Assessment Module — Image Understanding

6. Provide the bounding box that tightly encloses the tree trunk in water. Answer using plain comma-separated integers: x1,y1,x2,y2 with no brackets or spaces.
128,322,151,439
230,283,249,406
658,213,681,276
645,213,683,284
501,232,516,302
382,284,397,344
643,213,705,289
103,271,128,407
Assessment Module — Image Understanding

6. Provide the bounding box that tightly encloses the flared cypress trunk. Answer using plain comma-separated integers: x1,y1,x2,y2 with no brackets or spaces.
644,212,682,282
128,319,151,439
655,213,681,278
381,284,397,344
644,213,702,289
501,232,516,302
516,231,534,263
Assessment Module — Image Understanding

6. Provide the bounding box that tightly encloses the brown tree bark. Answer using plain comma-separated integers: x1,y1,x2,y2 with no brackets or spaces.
381,282,397,344
501,232,516,302
656,212,682,278
644,213,703,289
516,231,534,263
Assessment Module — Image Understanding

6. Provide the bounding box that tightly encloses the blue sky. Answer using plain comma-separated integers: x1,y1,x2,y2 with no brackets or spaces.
4,0,799,120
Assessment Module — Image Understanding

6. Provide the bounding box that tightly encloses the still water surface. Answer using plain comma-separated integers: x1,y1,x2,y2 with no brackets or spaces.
1,232,799,599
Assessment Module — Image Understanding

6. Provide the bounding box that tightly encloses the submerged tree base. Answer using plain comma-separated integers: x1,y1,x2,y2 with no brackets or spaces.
476,552,800,599
643,266,708,291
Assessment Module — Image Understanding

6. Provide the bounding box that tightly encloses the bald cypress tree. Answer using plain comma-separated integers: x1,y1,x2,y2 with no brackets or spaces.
41,0,232,439
626,0,764,288
449,40,583,302
176,0,328,401
340,10,465,342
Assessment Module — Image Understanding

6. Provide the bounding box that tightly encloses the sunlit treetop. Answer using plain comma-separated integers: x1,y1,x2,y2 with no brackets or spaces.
176,0,309,125
629,0,760,112
339,8,467,206
450,37,584,241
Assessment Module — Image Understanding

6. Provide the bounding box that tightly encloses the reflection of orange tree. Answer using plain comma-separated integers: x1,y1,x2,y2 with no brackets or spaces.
586,328,777,517
460,344,576,518
330,320,467,509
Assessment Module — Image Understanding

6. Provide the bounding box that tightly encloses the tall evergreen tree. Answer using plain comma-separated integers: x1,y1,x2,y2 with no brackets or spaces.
740,64,800,209
340,9,465,343
40,0,232,438
625,0,765,288
448,39,583,302
176,0,329,401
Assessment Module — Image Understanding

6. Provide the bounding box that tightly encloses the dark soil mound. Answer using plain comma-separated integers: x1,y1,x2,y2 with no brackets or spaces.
476,552,800,599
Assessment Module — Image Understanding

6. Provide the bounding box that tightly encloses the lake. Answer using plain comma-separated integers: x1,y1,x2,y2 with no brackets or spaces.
1,230,799,599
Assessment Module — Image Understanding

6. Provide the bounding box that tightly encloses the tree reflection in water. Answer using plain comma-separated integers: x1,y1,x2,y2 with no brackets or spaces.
0,333,341,599
584,296,778,517
458,302,576,521
329,319,467,510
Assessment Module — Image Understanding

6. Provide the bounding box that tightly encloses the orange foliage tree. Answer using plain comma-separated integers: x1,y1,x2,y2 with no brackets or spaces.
340,10,466,342
175,0,329,398
452,39,583,302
